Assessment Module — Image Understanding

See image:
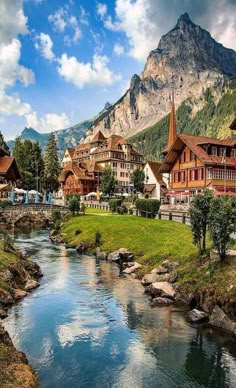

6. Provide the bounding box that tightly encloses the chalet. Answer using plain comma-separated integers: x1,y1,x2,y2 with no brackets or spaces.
159,134,236,204
60,132,143,196
0,147,21,199
143,161,167,200
61,148,75,167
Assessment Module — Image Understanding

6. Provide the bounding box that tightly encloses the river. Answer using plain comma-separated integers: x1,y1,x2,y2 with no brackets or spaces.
3,229,236,388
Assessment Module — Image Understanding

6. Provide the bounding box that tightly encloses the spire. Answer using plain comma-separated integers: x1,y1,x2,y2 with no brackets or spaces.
162,75,177,155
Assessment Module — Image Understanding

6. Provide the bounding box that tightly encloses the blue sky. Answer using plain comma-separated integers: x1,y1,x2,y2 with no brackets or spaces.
0,0,236,139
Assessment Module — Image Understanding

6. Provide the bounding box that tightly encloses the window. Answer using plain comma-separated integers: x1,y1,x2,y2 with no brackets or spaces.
190,151,195,161
219,148,225,157
207,168,212,179
198,168,203,180
181,152,186,163
211,147,217,156
180,171,185,182
230,149,236,157
191,170,195,181
175,172,179,182
113,162,117,167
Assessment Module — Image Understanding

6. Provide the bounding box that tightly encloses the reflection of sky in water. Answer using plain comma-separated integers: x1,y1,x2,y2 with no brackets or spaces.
3,229,236,388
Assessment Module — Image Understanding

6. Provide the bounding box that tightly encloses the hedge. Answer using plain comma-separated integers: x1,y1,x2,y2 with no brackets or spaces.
136,199,160,218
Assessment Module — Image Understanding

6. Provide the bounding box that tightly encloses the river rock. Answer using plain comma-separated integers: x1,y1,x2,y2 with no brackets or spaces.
0,308,8,319
0,289,14,306
13,288,28,300
123,262,142,274
209,305,236,335
95,248,107,260
107,248,133,263
145,281,176,300
0,270,13,283
162,260,179,271
152,266,169,275
151,297,174,306
141,273,157,285
24,279,40,291
76,242,88,253
188,309,209,322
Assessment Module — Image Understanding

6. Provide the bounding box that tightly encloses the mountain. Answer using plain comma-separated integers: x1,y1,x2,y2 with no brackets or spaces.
8,103,112,159
82,13,236,144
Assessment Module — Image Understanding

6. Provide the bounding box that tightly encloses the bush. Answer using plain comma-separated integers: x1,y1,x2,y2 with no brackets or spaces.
1,231,14,253
95,231,102,245
75,228,82,236
109,199,122,213
136,199,160,218
0,200,12,208
128,208,133,215
80,203,86,214
67,194,80,216
52,209,61,225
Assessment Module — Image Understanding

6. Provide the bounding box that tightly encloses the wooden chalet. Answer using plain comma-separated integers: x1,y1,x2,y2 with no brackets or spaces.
159,134,236,204
0,147,21,199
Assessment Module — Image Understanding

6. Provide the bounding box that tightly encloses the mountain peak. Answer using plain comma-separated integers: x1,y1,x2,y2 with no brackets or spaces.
176,12,192,25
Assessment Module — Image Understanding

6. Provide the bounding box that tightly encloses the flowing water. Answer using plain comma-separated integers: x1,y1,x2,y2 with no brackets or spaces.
3,229,236,388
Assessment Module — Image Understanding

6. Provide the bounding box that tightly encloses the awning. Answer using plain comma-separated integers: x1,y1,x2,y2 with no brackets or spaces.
0,183,11,191
144,184,156,193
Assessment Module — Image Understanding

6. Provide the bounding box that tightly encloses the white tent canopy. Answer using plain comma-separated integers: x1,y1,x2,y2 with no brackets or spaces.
14,188,26,194
85,192,97,197
28,190,41,195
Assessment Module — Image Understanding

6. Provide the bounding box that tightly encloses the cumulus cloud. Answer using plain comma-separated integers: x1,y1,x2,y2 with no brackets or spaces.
100,0,236,61
57,53,121,88
34,33,55,61
0,91,31,116
0,0,28,44
0,39,35,90
113,43,125,56
25,111,70,132
48,7,82,45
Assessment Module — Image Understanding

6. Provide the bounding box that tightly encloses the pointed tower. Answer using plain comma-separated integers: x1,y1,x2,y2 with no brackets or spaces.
162,88,177,156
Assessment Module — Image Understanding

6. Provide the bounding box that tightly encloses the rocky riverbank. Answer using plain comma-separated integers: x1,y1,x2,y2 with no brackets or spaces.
0,244,42,387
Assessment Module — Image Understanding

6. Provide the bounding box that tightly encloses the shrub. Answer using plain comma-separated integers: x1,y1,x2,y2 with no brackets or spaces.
1,231,14,253
80,203,86,214
128,208,133,215
0,200,12,208
95,231,102,245
75,228,82,236
136,199,160,218
52,209,61,225
109,199,122,213
67,194,80,216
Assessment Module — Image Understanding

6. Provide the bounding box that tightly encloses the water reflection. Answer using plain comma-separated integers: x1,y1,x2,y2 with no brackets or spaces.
3,229,236,388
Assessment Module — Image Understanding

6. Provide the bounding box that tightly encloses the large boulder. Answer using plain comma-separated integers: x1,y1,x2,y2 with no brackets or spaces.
188,309,209,323
24,279,39,292
145,281,176,300
0,288,14,306
151,266,169,275
209,305,236,335
141,273,157,285
151,297,174,306
123,262,142,274
107,248,134,263
13,289,28,300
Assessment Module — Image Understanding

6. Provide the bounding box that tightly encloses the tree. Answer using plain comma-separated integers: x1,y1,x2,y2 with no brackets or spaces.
43,134,61,192
0,131,9,154
67,194,80,216
131,168,145,193
100,166,117,196
13,138,44,190
209,196,235,262
189,189,213,257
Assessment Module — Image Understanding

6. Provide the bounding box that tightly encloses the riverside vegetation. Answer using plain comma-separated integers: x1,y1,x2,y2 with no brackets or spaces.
0,233,42,387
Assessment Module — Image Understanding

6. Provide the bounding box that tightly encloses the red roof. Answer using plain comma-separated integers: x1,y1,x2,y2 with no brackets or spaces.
90,130,106,143
0,157,15,174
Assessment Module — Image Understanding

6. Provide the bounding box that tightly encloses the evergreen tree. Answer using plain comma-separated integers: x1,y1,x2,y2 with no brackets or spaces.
13,138,44,190
131,168,145,193
43,134,61,192
0,131,9,154
101,166,117,196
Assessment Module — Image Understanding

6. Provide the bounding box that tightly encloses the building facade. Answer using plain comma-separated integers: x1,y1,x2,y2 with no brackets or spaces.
143,161,167,200
159,134,236,204
61,148,75,168
0,147,21,199
59,131,143,196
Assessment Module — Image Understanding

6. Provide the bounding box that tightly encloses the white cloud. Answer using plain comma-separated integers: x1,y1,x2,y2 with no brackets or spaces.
80,6,89,26
57,53,121,88
0,39,35,90
0,91,31,116
34,33,55,61
0,0,28,44
113,43,125,56
25,111,70,132
49,7,82,45
97,3,107,18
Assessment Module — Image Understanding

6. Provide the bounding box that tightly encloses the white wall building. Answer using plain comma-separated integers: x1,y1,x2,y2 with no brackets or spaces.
143,161,167,200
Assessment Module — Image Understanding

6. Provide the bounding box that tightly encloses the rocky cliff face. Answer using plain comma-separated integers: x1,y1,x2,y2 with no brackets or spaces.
82,13,236,143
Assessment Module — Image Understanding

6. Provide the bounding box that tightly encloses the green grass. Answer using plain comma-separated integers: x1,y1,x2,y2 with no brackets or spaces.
63,214,236,299
0,242,17,270
63,214,197,266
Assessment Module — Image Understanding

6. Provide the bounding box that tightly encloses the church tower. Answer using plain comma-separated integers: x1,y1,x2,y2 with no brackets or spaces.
162,86,177,156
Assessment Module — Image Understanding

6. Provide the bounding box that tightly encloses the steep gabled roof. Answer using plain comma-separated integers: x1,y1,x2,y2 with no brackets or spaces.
66,148,75,158
159,134,236,173
90,130,106,143
146,161,166,186
0,157,15,174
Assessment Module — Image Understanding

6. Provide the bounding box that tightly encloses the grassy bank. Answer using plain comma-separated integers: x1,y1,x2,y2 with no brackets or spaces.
62,214,236,301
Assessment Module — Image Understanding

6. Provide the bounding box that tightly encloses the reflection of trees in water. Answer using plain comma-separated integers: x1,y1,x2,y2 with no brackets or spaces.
184,329,230,388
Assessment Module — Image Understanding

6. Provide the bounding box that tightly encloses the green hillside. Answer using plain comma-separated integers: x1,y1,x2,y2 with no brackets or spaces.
130,77,236,161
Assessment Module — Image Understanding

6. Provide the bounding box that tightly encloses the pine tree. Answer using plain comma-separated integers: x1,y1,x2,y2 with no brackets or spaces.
0,131,9,154
43,134,61,192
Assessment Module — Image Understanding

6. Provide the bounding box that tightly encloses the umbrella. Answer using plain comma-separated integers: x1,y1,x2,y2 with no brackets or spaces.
14,188,26,194
43,192,47,204
25,190,29,204
29,190,38,195
10,189,15,203
35,191,39,204
48,192,52,204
